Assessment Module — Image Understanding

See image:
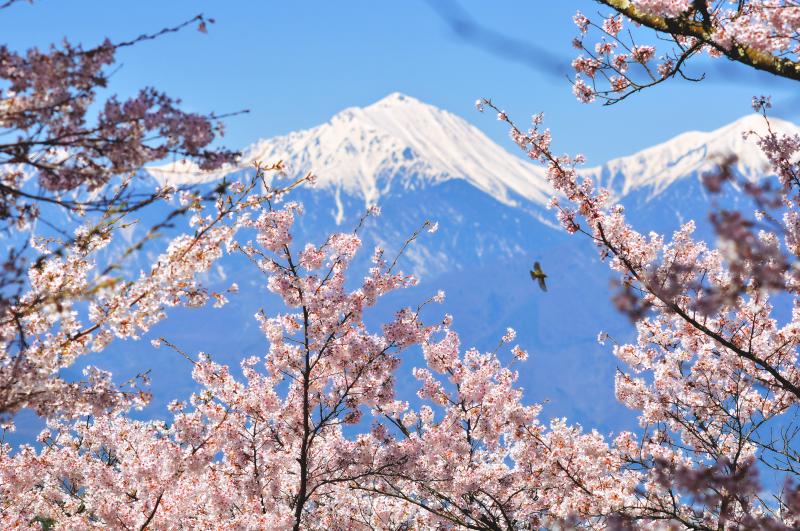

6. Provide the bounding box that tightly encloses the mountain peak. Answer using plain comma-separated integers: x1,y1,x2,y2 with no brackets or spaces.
236,94,553,213
331,92,426,123
371,92,419,106
726,112,795,132
149,92,554,212
581,113,800,198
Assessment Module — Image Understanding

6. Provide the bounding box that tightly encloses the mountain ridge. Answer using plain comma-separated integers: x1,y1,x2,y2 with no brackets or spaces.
148,93,800,216
583,113,797,200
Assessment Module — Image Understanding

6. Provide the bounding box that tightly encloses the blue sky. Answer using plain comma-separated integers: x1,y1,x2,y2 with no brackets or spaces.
1,0,795,163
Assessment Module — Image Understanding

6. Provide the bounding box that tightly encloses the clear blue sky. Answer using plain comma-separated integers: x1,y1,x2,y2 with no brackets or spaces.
1,0,795,163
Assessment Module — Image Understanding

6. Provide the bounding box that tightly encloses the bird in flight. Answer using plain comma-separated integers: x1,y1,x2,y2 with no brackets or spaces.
530,261,547,292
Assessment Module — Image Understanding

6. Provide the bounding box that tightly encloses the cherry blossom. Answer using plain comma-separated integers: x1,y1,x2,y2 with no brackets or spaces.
0,7,240,376
569,1,800,104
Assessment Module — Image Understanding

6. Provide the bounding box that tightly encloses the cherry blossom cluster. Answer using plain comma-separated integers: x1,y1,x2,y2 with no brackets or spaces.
0,164,310,421
0,180,643,529
570,1,800,104
0,3,255,431
361,323,638,528
0,12,235,195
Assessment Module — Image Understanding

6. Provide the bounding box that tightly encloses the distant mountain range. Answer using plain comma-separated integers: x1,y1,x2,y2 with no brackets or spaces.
151,92,798,219
31,93,794,445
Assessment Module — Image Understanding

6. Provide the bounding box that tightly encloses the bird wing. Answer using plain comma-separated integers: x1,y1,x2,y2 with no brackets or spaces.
538,276,547,292
533,261,542,274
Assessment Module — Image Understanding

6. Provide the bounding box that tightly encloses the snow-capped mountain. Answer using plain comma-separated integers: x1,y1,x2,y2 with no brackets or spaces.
149,93,800,219
150,93,554,219
583,113,798,200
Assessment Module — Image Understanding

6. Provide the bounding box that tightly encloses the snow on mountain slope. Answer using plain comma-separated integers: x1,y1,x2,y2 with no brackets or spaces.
148,93,800,215
580,114,800,200
149,93,554,213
